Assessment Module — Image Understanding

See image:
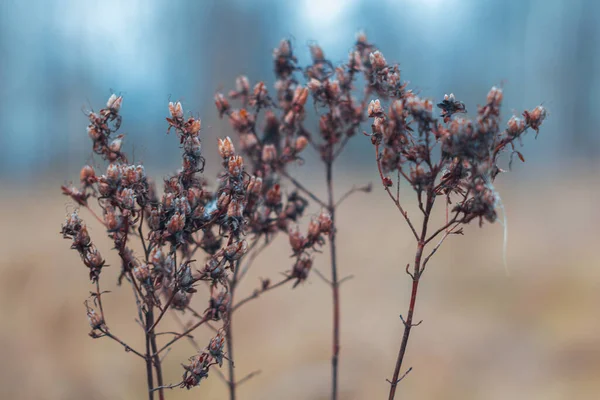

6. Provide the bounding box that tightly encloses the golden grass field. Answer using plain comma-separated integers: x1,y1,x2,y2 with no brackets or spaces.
1,169,599,399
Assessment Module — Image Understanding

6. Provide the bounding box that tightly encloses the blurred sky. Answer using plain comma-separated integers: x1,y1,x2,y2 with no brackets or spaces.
0,0,599,181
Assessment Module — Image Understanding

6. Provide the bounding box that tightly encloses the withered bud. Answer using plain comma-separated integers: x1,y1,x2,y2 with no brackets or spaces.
208,333,226,367
169,101,184,119
373,117,386,135
104,206,121,231
214,93,230,116
75,225,91,248
288,226,307,252
85,247,105,269
266,184,282,206
133,263,150,282
80,165,96,186
317,210,333,234
261,144,277,163
308,78,322,92
167,212,186,235
294,136,309,153
106,163,122,183
118,188,136,209
188,118,201,135
292,86,309,107
507,116,526,136
87,125,102,141
109,137,123,153
383,176,393,187
106,94,123,112
390,100,404,119
218,137,235,159
217,192,231,210
368,99,384,117
87,307,104,330
97,176,112,197
224,240,248,261
228,155,244,176
186,187,202,209
326,80,341,98
247,176,263,195
227,198,244,218
307,218,321,241
486,86,503,105
284,110,296,126
523,105,547,132
369,50,387,70
291,255,313,288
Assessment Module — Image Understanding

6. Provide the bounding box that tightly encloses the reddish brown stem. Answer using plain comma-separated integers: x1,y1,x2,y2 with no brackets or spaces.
387,194,433,400
232,276,293,312
145,310,155,400
225,319,236,400
326,160,340,400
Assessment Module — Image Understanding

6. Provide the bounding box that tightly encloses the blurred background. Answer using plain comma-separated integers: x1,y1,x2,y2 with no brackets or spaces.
0,0,599,398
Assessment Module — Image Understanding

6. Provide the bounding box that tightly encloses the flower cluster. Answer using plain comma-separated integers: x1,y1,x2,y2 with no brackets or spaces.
365,47,546,226
60,92,331,395
181,333,225,389
61,210,105,281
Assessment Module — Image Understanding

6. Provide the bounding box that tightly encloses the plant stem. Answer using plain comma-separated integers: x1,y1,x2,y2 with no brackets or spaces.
226,318,236,400
326,160,340,400
150,330,165,400
387,194,433,400
145,310,155,400
226,259,242,400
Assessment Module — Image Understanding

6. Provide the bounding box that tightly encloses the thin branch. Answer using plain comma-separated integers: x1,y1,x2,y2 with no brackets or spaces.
375,144,419,240
155,313,210,355
99,328,146,359
312,268,333,286
335,183,372,208
281,171,328,209
236,370,262,386
232,276,293,312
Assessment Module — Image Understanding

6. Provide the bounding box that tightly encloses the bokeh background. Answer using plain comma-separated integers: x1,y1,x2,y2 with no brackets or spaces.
1,0,599,399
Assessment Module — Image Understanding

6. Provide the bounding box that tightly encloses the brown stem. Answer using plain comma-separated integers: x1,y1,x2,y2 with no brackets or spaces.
155,313,209,354
232,276,293,312
326,160,340,400
146,308,165,400
281,171,328,209
145,310,155,400
387,194,434,400
225,258,242,400
225,319,236,400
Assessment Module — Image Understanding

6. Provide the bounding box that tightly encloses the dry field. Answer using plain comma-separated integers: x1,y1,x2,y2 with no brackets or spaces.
1,169,598,399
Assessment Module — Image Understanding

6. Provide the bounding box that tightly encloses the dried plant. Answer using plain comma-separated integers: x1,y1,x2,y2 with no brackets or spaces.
60,30,547,400
61,94,330,399
362,52,546,398
216,34,378,399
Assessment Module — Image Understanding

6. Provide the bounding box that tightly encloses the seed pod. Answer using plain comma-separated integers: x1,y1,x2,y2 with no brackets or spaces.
218,137,235,159
169,101,184,119
228,155,244,176
261,144,277,164
318,210,333,233
106,94,123,112
80,165,96,186
369,50,387,70
224,240,248,261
